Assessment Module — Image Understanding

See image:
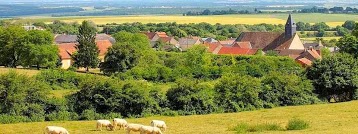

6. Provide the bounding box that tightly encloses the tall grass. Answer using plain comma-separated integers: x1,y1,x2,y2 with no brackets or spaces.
231,122,283,133
287,118,310,130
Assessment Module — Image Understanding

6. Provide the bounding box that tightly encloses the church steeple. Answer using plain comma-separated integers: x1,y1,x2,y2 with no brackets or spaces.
285,14,296,38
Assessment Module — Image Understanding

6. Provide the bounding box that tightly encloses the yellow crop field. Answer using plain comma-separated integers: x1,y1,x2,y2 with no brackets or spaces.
1,101,358,134
0,68,40,76
60,15,286,25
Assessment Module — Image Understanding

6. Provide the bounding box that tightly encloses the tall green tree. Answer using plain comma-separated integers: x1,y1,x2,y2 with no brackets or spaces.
22,45,59,70
342,20,356,30
307,53,358,102
0,26,29,68
337,35,358,57
72,21,99,72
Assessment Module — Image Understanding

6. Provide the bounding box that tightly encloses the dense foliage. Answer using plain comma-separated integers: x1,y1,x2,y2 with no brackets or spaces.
0,26,59,69
307,53,358,102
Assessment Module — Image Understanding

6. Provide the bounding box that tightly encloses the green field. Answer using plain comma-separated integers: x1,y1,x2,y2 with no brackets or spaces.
13,13,358,27
0,101,358,134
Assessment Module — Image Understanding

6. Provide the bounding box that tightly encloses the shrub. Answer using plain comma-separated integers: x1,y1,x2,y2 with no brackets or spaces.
287,118,310,130
36,69,80,90
166,79,217,115
46,111,77,121
0,114,30,124
231,122,283,133
215,75,263,112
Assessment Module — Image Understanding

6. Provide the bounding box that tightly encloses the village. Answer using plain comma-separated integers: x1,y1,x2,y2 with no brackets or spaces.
56,14,325,69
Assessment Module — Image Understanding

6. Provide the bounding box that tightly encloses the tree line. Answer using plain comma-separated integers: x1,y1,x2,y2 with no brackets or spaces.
183,9,256,16
297,6,358,14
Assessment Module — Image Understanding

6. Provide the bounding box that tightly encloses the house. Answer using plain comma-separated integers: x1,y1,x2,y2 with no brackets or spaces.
232,42,252,49
58,40,113,69
277,48,322,67
54,34,116,44
178,36,203,51
303,40,324,50
219,38,236,46
143,32,179,48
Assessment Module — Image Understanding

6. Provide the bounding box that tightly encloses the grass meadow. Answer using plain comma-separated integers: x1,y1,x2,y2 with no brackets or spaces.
0,100,358,134
13,13,358,27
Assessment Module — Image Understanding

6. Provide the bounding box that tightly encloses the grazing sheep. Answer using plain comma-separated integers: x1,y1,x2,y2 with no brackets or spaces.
45,126,69,134
113,118,128,130
140,125,162,134
125,123,143,134
96,120,114,131
150,120,167,132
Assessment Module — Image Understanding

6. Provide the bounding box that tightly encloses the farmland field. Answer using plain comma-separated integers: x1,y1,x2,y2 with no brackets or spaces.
13,13,358,27
1,101,358,134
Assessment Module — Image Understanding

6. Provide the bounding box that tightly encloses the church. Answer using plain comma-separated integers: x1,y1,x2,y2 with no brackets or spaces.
235,14,304,51
206,14,321,67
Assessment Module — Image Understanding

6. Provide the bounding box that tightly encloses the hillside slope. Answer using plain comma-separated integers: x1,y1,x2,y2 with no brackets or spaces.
1,101,358,134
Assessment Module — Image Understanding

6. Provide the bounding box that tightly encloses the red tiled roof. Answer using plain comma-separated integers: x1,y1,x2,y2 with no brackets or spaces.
143,32,156,40
297,58,312,66
202,42,222,53
232,42,252,49
157,32,168,38
96,40,112,56
58,43,76,60
58,40,112,60
307,49,321,59
217,47,258,55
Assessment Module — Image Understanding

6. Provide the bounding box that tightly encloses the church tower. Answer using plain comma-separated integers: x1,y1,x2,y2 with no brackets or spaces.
285,14,297,38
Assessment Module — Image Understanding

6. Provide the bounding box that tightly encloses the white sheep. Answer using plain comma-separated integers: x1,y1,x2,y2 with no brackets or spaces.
44,126,69,134
140,125,162,134
125,123,143,134
113,118,128,130
150,120,167,132
96,120,114,131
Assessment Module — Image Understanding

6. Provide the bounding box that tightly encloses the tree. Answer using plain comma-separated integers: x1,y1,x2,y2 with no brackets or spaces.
296,22,306,31
22,45,59,70
336,26,350,36
307,53,358,102
100,44,140,75
313,22,330,31
0,26,29,68
112,31,150,50
342,20,356,30
72,21,99,72
336,35,358,57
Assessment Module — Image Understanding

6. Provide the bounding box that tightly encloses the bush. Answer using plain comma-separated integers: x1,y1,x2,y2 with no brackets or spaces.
287,118,310,130
46,111,76,121
166,79,217,115
0,114,30,124
231,122,283,133
215,75,263,112
36,69,80,90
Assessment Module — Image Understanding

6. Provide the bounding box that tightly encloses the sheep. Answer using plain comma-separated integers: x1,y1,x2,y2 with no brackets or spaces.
96,120,114,131
113,118,128,130
140,125,162,134
150,120,167,132
125,123,143,134
44,126,69,134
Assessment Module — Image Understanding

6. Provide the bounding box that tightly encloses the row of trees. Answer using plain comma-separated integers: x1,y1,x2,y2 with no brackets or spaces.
184,9,253,16
298,6,358,14
0,26,59,69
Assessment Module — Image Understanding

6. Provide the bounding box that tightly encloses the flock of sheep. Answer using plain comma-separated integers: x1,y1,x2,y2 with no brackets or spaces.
45,118,167,134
